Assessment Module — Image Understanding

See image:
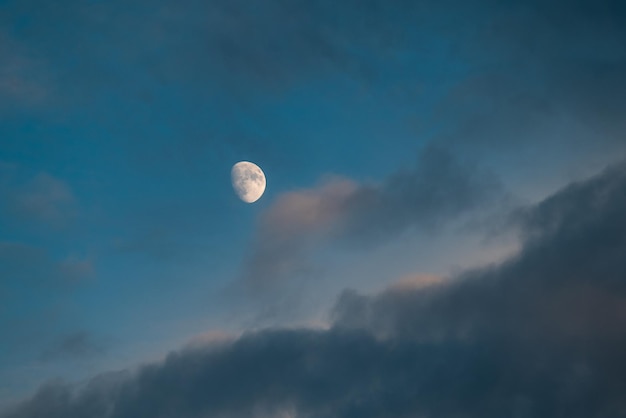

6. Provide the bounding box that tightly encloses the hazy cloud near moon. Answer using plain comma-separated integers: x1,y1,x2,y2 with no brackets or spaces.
4,159,626,418
239,146,506,288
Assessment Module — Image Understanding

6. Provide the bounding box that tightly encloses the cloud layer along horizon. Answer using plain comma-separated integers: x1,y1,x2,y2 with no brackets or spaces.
4,160,626,418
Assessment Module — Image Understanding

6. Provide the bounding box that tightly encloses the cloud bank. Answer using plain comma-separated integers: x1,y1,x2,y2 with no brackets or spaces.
4,159,626,417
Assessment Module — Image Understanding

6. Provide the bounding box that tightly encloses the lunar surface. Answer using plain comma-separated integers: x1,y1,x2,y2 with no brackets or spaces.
231,161,266,203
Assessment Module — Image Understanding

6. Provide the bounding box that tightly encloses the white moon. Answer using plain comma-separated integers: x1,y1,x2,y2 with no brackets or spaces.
231,161,266,203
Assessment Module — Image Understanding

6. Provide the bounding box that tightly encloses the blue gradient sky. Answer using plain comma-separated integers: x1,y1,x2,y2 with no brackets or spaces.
1,0,625,408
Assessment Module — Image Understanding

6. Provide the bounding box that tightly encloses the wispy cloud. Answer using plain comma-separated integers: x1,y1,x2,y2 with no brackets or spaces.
0,242,93,289
0,167,77,227
0,30,49,107
240,146,505,288
11,174,76,224
40,331,106,363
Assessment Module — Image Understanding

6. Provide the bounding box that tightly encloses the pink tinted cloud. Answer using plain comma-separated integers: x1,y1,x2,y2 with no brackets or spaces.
259,177,357,239
241,177,357,287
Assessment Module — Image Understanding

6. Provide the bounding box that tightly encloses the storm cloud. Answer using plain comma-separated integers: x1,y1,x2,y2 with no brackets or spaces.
334,160,626,343
4,158,626,418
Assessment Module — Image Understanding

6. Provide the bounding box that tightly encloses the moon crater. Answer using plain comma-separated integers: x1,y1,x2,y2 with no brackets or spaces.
231,161,266,203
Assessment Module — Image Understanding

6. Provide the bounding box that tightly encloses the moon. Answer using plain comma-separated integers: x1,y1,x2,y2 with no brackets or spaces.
231,161,266,203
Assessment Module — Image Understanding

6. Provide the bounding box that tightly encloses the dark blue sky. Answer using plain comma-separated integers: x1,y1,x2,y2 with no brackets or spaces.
1,0,626,414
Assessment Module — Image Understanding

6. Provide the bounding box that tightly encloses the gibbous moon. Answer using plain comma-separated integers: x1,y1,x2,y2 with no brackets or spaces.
231,161,266,203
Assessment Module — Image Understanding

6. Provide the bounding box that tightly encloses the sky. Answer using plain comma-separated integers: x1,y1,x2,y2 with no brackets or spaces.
1,0,626,416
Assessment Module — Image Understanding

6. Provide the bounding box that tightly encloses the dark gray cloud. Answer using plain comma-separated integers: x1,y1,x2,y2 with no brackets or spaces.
0,0,404,101
5,158,626,418
14,0,623,101
240,146,505,288
334,161,626,344
335,146,504,242
428,0,626,158
3,0,623,185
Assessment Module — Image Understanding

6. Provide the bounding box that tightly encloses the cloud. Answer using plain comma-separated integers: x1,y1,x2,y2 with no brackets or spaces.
40,332,106,363
427,0,626,161
0,0,395,99
11,174,76,224
0,30,49,107
5,160,626,417
0,243,95,375
334,159,626,342
0,168,77,227
0,242,93,290
387,273,444,291
240,146,505,287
